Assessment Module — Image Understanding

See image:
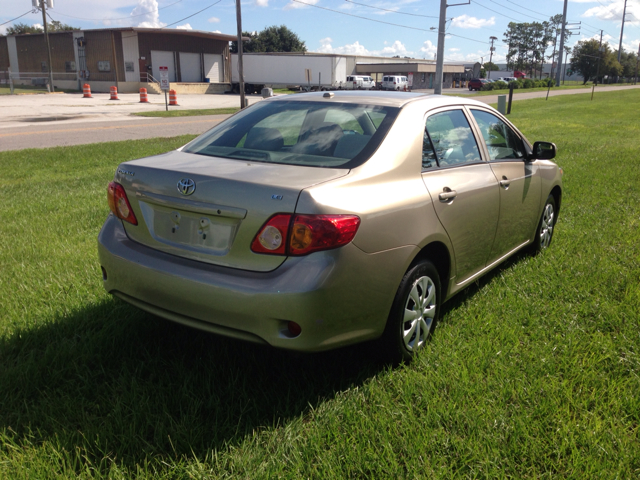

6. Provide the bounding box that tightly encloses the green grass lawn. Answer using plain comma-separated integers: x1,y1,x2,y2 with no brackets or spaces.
1,91,639,478
131,107,240,118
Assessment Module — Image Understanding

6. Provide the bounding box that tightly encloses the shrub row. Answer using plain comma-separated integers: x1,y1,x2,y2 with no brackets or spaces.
481,78,554,91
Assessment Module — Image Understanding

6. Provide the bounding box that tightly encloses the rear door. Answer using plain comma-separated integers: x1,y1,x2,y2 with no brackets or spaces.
421,107,500,282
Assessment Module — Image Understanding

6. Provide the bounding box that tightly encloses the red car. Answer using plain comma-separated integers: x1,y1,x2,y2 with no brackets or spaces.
468,78,489,91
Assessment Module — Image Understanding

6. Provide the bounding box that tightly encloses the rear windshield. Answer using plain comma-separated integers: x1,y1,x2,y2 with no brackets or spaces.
183,100,398,169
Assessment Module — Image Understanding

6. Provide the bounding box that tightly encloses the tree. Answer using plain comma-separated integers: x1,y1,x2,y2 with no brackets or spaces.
614,49,638,79
231,25,306,53
6,21,80,35
570,39,620,84
483,62,499,71
503,21,554,77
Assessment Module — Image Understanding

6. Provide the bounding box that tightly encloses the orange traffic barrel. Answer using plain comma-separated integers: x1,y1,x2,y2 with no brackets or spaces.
83,84,92,98
169,89,178,106
139,88,149,103
110,86,119,100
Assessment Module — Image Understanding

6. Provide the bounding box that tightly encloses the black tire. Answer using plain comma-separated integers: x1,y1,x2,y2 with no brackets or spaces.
530,194,557,255
380,260,441,363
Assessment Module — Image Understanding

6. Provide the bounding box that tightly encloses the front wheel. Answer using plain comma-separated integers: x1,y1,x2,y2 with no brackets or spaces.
530,194,557,254
380,260,441,363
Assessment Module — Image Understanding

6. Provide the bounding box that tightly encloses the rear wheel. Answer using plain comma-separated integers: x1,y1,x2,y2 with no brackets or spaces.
380,260,441,363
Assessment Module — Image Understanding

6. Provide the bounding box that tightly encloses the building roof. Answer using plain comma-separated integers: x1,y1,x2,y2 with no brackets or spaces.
8,27,248,42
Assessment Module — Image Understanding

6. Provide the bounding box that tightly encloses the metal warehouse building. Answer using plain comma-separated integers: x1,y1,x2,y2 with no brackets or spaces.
0,27,238,93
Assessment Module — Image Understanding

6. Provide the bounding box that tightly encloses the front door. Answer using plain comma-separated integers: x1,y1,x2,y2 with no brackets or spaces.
468,109,541,262
421,108,500,282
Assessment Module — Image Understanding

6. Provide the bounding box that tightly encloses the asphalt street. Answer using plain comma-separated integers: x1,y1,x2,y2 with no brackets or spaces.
1,85,638,152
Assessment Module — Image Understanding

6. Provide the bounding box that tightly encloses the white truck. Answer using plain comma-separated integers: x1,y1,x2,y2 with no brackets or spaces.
231,53,352,93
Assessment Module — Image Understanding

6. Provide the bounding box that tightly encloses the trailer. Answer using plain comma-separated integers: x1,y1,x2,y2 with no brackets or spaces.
231,53,351,93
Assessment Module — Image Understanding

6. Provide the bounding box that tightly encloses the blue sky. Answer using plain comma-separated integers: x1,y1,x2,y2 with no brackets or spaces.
2,0,639,64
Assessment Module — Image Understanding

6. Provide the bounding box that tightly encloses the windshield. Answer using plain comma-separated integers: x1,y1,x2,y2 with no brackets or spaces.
183,100,399,169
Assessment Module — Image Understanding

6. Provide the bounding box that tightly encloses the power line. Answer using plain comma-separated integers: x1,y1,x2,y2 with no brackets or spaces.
161,0,223,28
472,0,527,23
487,0,548,22
0,10,33,27
343,0,439,19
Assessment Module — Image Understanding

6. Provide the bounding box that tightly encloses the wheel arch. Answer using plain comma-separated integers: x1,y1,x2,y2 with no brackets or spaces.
408,241,452,300
550,185,562,217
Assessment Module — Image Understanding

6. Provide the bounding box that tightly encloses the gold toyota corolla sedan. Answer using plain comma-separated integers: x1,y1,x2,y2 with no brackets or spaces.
98,91,562,362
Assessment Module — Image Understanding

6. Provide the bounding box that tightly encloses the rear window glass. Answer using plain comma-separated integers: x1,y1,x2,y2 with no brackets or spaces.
183,100,399,169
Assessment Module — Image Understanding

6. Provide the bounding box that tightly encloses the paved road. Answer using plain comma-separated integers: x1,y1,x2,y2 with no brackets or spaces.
0,115,228,152
1,85,638,152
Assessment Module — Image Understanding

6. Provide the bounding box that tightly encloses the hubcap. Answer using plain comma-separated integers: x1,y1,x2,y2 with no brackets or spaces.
539,203,555,249
402,276,436,352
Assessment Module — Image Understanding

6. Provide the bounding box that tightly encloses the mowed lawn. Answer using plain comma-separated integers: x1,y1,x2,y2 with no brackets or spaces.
1,91,639,478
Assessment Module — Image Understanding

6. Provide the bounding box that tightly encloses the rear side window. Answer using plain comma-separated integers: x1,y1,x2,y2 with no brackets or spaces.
470,110,526,160
424,110,481,167
184,100,399,169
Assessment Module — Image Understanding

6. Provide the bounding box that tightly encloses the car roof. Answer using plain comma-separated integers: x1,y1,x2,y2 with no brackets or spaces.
265,90,490,109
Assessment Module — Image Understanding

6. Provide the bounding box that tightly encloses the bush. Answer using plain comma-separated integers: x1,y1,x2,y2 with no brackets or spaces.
523,79,534,89
508,80,520,89
492,80,508,90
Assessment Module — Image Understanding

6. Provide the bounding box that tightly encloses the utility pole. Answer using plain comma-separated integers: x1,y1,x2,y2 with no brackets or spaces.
555,0,568,86
39,0,55,92
488,36,497,80
434,0,469,94
235,0,246,109
617,0,627,62
592,30,603,100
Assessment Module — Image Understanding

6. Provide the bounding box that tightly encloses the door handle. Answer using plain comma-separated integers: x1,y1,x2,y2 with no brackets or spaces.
499,176,510,188
438,188,457,201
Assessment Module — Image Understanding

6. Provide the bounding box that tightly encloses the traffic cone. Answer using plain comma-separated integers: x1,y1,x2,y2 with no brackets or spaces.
139,88,149,103
110,86,119,100
83,84,92,98
169,89,178,106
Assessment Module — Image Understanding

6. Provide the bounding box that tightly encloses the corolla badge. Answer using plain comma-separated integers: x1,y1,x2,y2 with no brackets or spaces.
177,178,196,196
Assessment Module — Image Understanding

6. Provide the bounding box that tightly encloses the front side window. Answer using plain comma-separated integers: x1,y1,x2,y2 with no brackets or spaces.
470,109,526,160
184,101,398,169
424,110,481,168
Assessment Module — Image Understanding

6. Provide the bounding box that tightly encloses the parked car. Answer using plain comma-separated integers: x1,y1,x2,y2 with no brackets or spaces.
344,75,376,90
468,78,490,91
99,91,562,362
382,75,409,91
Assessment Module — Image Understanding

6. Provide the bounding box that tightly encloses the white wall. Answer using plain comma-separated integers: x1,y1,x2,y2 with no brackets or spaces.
203,54,222,83
122,32,140,82
7,37,19,73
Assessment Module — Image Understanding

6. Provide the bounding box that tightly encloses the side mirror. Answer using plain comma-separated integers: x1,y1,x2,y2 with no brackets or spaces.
532,141,556,160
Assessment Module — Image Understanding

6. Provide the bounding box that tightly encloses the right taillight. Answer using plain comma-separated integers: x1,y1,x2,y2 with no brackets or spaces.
251,214,360,256
107,181,138,225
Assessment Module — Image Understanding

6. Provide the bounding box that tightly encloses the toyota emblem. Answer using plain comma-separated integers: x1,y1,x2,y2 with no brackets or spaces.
177,178,196,196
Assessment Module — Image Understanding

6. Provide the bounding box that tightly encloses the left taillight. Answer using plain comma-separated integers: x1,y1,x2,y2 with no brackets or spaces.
107,181,138,225
251,214,360,256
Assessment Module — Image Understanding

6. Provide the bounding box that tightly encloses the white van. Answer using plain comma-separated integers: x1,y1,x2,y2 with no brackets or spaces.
382,75,408,91
344,75,376,90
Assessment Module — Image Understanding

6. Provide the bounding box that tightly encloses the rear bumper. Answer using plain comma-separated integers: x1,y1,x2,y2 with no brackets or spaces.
98,214,417,351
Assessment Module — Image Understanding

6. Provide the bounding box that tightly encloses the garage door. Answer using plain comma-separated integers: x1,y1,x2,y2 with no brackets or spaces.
180,52,201,82
151,51,175,82
203,54,222,83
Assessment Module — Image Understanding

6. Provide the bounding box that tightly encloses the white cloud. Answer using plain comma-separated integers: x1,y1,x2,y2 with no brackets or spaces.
420,40,437,57
208,16,220,23
583,0,639,24
176,23,192,30
284,0,318,10
132,0,166,28
451,15,495,29
316,38,413,56
0,25,7,35
33,23,44,30
379,40,409,56
449,47,460,52
256,0,269,6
